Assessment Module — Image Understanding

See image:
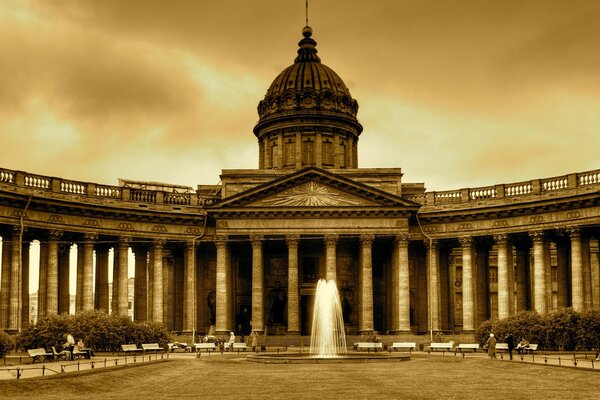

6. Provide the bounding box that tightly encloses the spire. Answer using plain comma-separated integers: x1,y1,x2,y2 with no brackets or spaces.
294,26,321,63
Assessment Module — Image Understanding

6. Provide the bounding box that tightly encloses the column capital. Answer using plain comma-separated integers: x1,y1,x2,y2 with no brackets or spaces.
529,230,546,243
185,240,196,250
565,227,581,239
214,235,228,247
324,234,339,247
250,234,264,244
493,233,509,245
11,225,23,235
48,230,63,240
459,236,473,248
286,234,300,246
424,238,438,250
83,232,99,242
153,238,166,249
118,236,131,247
360,234,374,246
394,233,410,246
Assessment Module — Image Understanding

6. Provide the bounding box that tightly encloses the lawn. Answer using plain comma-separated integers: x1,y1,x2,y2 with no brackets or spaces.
1,354,599,399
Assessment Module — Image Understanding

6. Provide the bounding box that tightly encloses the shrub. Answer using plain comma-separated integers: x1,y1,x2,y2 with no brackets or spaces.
476,308,600,351
0,330,14,356
16,310,170,352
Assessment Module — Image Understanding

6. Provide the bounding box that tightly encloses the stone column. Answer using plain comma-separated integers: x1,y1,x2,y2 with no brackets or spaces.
392,234,410,332
591,239,599,310
183,241,195,332
358,234,374,333
251,235,264,334
133,245,148,321
76,242,84,312
582,237,592,310
556,239,569,309
495,234,510,319
82,233,97,311
21,240,31,328
324,234,338,282
117,237,130,317
568,228,584,311
94,245,110,312
460,237,475,331
8,226,22,330
515,243,529,312
111,248,119,315
215,235,230,334
46,230,62,316
426,239,441,331
286,235,300,334
530,231,547,314
152,239,165,323
0,236,12,329
58,243,71,315
37,242,48,319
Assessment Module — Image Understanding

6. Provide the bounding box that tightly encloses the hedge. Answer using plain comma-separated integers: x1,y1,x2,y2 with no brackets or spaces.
0,330,14,357
475,308,600,351
16,310,170,352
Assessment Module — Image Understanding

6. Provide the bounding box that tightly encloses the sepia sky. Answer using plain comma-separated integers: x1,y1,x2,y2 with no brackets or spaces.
1,0,599,191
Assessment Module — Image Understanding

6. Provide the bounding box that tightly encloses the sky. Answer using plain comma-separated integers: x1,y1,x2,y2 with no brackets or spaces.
1,0,600,193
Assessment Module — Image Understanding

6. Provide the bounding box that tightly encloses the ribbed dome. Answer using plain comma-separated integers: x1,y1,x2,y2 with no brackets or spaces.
255,26,360,126
254,27,362,171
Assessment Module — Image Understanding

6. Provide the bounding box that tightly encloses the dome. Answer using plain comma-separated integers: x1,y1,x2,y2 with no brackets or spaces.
255,27,361,132
254,27,362,170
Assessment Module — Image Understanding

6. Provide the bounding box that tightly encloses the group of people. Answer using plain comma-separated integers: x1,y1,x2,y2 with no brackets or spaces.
485,333,516,360
59,333,93,360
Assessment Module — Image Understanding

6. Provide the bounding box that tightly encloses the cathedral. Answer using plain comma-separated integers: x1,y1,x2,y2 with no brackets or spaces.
0,26,599,341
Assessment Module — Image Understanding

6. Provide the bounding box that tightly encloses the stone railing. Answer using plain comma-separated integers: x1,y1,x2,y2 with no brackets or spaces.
0,167,219,208
407,168,600,206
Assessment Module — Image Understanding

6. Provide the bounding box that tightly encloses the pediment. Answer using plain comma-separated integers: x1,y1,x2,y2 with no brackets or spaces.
249,181,379,207
212,167,421,210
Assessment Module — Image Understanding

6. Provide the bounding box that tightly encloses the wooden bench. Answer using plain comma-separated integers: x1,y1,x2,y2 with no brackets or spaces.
194,342,217,352
428,342,454,352
121,344,143,354
27,348,53,363
142,343,164,353
72,347,92,359
168,342,192,352
389,342,417,352
456,343,480,352
355,342,383,352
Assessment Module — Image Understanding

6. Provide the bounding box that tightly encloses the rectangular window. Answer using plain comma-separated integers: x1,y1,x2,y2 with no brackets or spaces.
284,140,295,167
339,142,346,168
302,140,314,166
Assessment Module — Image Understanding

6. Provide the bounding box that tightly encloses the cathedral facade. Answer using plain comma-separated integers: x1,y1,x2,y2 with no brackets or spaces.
1,27,599,339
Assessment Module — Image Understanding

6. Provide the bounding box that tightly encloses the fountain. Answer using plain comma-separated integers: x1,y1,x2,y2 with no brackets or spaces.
310,279,347,358
247,278,410,363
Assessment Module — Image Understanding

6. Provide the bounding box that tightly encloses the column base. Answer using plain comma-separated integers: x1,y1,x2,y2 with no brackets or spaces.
388,330,412,335
286,330,301,336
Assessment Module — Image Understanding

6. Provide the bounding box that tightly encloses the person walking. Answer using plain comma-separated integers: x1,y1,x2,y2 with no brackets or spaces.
486,333,497,359
505,334,515,360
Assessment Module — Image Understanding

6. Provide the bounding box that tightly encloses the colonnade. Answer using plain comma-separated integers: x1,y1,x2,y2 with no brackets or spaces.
1,224,599,336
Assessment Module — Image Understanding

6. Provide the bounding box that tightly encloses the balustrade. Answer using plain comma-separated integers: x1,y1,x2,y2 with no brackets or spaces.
505,182,533,196
60,180,86,194
165,193,191,205
0,169,14,183
95,185,121,198
434,190,462,204
24,174,51,189
579,170,600,186
542,176,568,191
130,190,157,203
469,186,496,200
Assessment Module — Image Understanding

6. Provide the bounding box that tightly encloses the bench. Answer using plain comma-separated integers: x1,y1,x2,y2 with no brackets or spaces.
524,343,538,353
121,344,143,354
168,342,192,352
495,343,509,352
27,348,53,363
230,343,247,352
72,347,92,359
428,342,454,352
355,342,383,352
194,343,217,352
142,343,164,353
389,342,417,352
456,343,480,352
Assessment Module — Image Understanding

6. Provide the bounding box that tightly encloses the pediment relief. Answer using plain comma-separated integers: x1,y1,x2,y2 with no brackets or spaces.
249,181,378,207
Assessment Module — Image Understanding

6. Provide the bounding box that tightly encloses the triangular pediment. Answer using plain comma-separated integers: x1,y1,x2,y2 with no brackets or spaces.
249,181,379,207
211,167,421,210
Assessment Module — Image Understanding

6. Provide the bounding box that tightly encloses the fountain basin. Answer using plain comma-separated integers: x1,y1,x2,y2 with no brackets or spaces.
246,352,411,364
